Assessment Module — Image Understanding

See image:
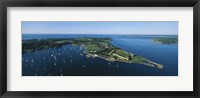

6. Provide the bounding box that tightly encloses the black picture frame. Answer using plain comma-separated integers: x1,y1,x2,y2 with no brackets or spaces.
0,0,199,98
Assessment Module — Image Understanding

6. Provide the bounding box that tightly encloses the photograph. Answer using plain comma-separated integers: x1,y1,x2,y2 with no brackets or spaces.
22,21,178,76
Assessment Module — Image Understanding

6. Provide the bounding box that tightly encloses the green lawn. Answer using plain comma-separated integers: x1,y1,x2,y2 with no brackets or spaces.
130,56,147,63
86,44,102,52
114,50,129,57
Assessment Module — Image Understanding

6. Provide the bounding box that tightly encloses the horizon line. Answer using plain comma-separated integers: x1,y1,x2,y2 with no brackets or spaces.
22,33,178,35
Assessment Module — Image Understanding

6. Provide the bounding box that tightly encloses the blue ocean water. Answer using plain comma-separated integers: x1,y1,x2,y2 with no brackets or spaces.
22,34,178,76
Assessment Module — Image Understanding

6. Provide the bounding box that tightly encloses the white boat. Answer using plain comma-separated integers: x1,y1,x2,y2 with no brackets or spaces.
31,59,34,63
54,56,57,60
25,59,28,62
70,59,73,63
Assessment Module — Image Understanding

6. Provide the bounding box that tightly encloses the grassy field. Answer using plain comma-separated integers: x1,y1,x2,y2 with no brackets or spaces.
114,50,129,57
86,44,102,52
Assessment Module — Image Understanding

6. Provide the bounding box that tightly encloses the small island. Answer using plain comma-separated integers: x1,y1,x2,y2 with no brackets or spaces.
23,38,164,69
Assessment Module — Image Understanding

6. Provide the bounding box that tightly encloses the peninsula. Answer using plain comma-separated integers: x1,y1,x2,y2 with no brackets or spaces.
23,38,164,69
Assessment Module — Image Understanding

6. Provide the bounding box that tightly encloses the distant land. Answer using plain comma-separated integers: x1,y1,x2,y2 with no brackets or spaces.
22,38,164,69
123,35,178,44
153,37,178,44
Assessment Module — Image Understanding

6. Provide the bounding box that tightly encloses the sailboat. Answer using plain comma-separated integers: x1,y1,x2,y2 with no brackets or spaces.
70,59,73,63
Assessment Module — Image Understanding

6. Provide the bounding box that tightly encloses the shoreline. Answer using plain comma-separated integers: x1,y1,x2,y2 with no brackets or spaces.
23,37,165,69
